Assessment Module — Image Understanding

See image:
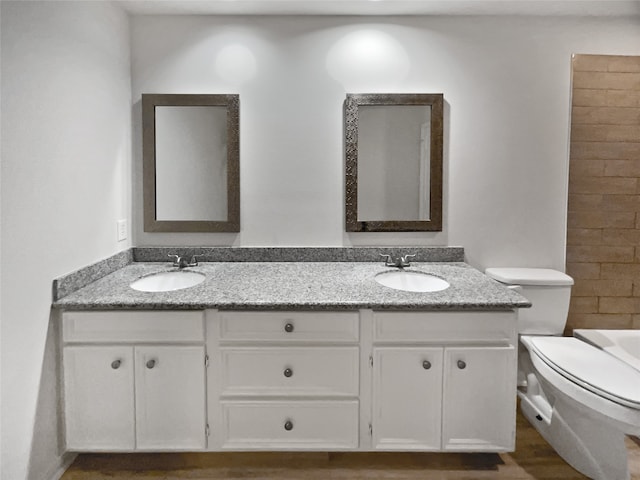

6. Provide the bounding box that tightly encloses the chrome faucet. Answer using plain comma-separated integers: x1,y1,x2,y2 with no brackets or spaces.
168,254,199,269
380,253,416,268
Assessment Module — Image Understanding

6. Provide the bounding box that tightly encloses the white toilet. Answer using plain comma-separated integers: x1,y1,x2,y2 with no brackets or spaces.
485,267,640,480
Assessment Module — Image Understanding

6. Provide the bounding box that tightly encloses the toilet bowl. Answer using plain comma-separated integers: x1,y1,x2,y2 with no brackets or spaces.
485,267,640,480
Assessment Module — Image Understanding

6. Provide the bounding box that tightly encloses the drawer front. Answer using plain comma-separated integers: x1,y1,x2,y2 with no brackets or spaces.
62,311,205,343
373,311,517,343
220,347,359,397
221,400,359,450
219,311,359,343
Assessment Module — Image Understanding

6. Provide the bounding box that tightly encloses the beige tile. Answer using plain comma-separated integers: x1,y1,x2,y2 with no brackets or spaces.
607,55,640,73
576,54,640,74
599,297,640,314
567,313,633,330
572,54,611,72
566,262,601,279
601,263,640,279
571,106,640,125
601,194,640,212
569,296,599,314
571,124,640,143
569,159,605,178
604,160,640,177
568,211,635,229
571,89,608,107
607,90,640,107
566,228,602,246
571,279,633,297
568,177,637,195
566,245,635,263
601,228,640,246
571,141,640,160
567,194,602,211
572,71,640,90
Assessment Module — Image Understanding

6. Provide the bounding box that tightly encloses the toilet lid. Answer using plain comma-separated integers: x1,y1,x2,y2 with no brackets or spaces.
527,336,640,409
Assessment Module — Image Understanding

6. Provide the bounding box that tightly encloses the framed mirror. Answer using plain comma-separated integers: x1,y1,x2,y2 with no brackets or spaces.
345,93,443,232
142,93,240,232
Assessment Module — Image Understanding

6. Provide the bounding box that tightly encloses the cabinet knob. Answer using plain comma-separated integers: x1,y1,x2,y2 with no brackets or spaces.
284,323,294,333
111,359,122,369
284,368,293,378
284,420,294,431
146,359,156,369
422,360,431,370
457,360,466,370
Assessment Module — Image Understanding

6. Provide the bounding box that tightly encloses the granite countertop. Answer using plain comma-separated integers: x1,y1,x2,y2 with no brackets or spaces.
53,261,531,311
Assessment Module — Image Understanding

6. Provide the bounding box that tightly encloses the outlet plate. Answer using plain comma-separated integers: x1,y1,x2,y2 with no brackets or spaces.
117,219,127,242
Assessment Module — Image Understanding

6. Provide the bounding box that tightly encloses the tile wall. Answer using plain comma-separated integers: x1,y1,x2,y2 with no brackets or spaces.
567,54,640,332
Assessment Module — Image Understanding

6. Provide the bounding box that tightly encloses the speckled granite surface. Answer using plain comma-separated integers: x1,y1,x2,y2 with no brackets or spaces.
53,262,530,311
133,246,465,263
52,249,133,301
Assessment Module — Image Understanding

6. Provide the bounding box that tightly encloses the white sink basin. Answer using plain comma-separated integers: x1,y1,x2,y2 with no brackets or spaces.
375,270,450,293
130,271,206,292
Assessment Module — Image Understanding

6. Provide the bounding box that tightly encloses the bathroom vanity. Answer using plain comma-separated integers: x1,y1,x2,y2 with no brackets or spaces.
54,249,529,455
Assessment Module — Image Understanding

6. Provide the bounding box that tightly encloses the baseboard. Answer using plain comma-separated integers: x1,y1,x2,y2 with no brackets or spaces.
44,452,76,480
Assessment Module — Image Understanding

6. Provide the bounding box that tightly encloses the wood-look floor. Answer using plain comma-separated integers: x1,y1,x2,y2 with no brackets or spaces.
62,410,640,480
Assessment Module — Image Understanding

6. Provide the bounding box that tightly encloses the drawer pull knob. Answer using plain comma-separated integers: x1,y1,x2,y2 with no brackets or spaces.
422,360,431,370
284,323,294,333
457,360,466,370
146,359,156,369
284,420,294,431
111,359,122,369
284,368,293,378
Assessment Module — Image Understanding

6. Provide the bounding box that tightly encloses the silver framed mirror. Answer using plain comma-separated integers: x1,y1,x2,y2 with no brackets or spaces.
142,93,240,232
345,93,443,232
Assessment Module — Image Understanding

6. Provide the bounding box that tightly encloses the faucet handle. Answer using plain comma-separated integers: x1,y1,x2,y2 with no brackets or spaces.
380,253,394,267
188,255,200,267
168,254,181,266
401,254,416,265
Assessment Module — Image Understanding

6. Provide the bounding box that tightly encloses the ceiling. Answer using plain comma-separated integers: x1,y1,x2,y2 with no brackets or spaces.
117,0,640,16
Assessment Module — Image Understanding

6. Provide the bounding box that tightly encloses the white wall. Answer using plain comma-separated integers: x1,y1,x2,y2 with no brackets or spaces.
131,15,640,268
0,2,131,479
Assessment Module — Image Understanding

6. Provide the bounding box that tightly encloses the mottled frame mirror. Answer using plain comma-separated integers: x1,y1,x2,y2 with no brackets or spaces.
345,93,443,232
142,93,240,232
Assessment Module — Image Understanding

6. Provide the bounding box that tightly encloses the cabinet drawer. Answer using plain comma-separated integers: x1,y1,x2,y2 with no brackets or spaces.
219,311,359,343
62,311,205,343
221,400,359,449
373,311,516,343
220,347,359,397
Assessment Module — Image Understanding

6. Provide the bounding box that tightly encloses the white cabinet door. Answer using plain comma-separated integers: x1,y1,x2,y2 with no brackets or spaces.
372,347,443,450
63,346,135,450
442,346,516,451
135,346,207,450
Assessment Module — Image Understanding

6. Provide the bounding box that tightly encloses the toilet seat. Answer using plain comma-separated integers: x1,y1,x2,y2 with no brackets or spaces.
522,336,640,409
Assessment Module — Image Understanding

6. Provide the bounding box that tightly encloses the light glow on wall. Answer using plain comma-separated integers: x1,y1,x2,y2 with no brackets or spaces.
325,28,410,88
215,43,257,84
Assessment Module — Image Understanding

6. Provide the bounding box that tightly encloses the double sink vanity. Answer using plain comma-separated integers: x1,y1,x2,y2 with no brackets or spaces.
53,247,530,455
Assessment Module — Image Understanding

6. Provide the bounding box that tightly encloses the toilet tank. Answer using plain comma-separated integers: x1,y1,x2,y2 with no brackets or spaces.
485,268,574,335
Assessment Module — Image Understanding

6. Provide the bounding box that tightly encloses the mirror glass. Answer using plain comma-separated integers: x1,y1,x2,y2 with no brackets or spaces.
345,93,443,232
142,94,240,232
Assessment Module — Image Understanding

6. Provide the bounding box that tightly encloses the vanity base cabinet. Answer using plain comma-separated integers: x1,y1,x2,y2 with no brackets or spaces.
442,346,516,451
63,346,135,451
208,311,361,451
221,400,359,450
61,311,207,452
372,347,443,450
62,308,518,454
134,346,206,450
369,311,518,453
